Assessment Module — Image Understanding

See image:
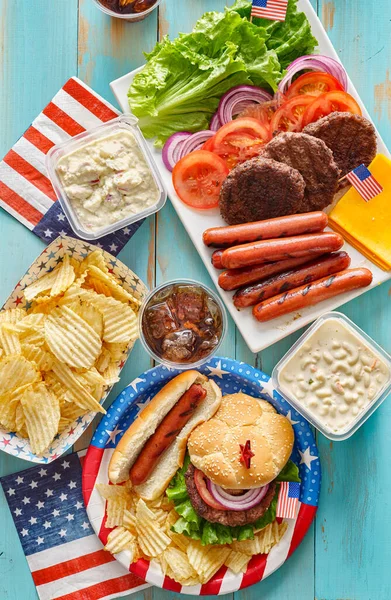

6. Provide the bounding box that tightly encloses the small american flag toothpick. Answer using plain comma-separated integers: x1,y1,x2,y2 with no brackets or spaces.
345,163,383,202
251,0,288,22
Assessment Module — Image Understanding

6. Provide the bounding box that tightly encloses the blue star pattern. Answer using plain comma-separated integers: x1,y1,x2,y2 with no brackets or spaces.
0,235,148,464
91,356,321,507
0,453,91,556
32,200,143,256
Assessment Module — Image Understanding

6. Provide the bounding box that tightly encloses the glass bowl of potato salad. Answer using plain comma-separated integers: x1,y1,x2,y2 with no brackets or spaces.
272,312,391,441
46,114,167,240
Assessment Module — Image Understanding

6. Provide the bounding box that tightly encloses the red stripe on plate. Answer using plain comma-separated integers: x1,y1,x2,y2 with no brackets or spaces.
240,553,268,589
24,126,55,154
32,550,115,586
53,573,144,600
200,566,228,595
63,79,118,122
99,505,114,546
130,557,150,581
288,504,317,558
163,575,182,592
3,150,57,201
0,180,43,226
43,102,85,136
82,446,104,506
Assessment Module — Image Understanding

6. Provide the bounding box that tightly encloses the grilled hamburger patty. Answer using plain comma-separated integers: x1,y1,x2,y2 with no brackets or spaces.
262,132,340,212
185,463,277,527
219,157,306,225
303,112,377,179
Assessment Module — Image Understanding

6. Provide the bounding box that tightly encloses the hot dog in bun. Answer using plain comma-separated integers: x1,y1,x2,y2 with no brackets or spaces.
109,370,222,500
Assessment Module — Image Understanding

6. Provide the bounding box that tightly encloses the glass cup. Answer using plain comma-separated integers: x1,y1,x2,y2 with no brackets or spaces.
92,0,163,22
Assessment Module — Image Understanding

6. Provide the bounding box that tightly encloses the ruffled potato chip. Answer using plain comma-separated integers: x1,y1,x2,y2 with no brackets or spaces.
51,360,105,414
80,250,109,275
187,541,230,584
0,308,27,324
0,382,37,431
0,355,38,395
21,382,61,455
0,324,21,355
106,497,128,529
162,547,198,584
23,270,59,301
21,344,53,371
45,306,102,369
85,265,141,308
50,254,75,297
136,499,171,558
224,550,251,574
104,527,137,556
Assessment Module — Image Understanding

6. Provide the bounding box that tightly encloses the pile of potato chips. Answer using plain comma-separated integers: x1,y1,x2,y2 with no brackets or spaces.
0,249,141,456
97,483,288,586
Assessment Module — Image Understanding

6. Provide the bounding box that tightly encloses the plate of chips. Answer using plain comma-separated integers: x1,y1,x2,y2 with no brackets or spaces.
83,357,321,594
0,235,147,464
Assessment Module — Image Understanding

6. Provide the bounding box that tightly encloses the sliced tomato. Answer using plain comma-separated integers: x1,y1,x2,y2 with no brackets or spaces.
285,72,344,99
238,100,278,132
302,91,362,126
193,469,227,510
202,135,216,152
172,150,229,209
210,117,272,169
271,95,316,134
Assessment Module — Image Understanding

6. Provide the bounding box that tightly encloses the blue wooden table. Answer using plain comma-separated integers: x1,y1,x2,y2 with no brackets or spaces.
1,1,391,599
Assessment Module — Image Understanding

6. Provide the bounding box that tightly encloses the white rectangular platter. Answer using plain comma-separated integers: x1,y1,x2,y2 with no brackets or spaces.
110,0,391,354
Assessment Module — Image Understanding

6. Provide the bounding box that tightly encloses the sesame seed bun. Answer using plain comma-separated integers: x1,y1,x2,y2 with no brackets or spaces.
187,393,294,489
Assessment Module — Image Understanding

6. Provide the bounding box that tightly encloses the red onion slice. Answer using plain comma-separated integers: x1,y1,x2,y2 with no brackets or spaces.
179,130,215,160
210,111,222,131
207,480,270,511
278,55,348,96
162,131,192,172
218,85,273,126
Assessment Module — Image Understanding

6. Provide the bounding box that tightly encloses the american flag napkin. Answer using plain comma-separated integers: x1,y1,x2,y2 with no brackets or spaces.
0,451,150,600
0,77,143,256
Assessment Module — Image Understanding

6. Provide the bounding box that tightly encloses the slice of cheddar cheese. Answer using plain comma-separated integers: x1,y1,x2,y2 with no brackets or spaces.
329,154,391,271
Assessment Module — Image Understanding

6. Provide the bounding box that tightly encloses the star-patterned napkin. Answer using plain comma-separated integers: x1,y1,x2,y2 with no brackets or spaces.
0,451,149,600
0,76,143,255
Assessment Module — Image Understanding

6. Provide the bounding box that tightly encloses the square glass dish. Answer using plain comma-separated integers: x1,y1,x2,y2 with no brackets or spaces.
46,114,167,240
272,312,391,441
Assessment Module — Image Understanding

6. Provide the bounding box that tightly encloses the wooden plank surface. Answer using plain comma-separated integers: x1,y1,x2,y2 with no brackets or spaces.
0,1,390,599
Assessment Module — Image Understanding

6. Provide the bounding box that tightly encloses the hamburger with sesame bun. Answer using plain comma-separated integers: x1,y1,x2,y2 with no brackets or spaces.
167,393,301,544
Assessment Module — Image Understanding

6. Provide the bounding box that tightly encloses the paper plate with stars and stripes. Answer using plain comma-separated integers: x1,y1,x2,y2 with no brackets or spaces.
0,235,147,464
83,356,321,595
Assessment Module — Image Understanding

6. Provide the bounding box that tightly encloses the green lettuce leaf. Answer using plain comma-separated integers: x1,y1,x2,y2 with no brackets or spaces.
167,457,300,546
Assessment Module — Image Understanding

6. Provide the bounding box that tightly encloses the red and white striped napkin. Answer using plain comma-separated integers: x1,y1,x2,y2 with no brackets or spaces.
0,77,142,255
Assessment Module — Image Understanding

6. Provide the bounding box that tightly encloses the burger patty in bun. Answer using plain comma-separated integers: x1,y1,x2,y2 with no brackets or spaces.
185,463,277,526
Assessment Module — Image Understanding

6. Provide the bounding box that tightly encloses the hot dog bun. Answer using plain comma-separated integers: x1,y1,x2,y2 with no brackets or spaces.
108,371,222,500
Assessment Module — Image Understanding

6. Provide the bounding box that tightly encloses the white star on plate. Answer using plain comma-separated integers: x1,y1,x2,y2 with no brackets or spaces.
123,227,131,235
29,480,38,489
36,501,45,509
81,522,90,530
57,213,65,222
68,481,77,490
29,516,37,525
60,493,68,502
61,460,70,469
299,447,318,471
45,489,53,498
105,426,123,445
14,508,22,516
20,529,29,537
53,472,61,481
129,377,145,392
136,395,152,411
52,509,60,517
59,529,67,538
109,243,118,252
96,243,103,249
206,360,230,379
59,230,67,236
259,378,275,399
15,476,24,485
43,228,53,238
286,410,300,426
7,488,15,496
38,468,47,477
43,521,51,530
65,513,74,522
22,497,30,505
75,501,83,510
36,537,44,545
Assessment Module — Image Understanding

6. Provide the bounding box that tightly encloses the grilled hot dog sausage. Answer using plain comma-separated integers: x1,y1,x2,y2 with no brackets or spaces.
203,212,328,248
221,232,344,270
211,249,224,270
129,383,207,486
252,268,373,322
234,252,351,308
218,255,323,291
